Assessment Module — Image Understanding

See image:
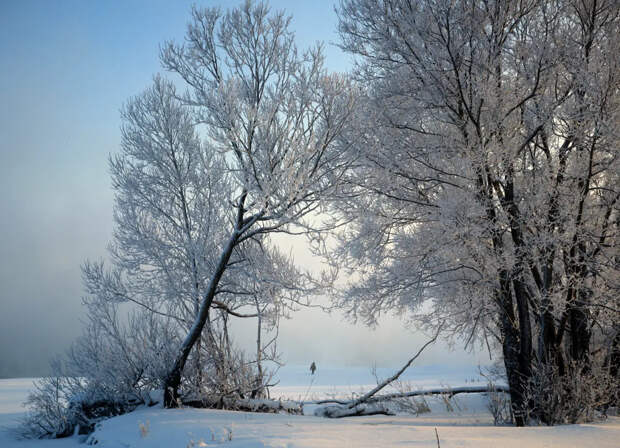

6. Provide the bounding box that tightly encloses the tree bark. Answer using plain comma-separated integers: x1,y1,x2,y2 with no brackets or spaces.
567,249,591,364
482,170,531,426
496,270,528,427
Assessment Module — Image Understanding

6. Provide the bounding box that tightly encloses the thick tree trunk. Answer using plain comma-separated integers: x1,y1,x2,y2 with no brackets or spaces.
567,254,591,364
497,271,529,427
538,136,569,375
539,261,563,374
568,306,591,363
606,330,620,390
496,172,535,425
512,277,533,395
502,328,527,426
477,168,532,426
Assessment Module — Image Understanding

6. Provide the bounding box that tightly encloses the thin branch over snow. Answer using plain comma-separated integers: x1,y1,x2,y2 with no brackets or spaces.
314,327,446,417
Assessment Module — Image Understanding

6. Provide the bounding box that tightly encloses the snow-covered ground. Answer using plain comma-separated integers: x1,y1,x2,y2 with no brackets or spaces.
1,366,619,447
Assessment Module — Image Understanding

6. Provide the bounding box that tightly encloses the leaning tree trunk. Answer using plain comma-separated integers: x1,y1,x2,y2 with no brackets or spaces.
163,231,239,408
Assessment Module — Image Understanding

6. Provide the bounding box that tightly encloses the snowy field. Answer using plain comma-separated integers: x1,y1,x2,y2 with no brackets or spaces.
1,366,619,447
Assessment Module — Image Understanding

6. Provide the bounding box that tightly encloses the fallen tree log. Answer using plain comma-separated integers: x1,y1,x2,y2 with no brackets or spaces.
315,385,510,406
312,325,511,418
314,385,510,418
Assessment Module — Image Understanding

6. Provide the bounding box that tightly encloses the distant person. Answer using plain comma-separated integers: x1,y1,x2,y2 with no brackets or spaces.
310,361,317,375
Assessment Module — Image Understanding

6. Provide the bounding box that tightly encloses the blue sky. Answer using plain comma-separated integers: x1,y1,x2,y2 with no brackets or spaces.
0,1,485,377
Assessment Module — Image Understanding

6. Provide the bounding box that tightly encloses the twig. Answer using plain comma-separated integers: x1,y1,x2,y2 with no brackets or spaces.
301,375,316,404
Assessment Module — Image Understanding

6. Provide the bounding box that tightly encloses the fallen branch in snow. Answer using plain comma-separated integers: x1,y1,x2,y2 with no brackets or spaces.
313,326,508,418
343,327,442,410
315,385,510,406
283,324,509,418
227,398,303,414
314,327,442,418
182,397,303,414
314,402,395,418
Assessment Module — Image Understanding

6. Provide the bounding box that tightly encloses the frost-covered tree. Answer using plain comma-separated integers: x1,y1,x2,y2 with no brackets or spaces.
21,69,322,437
333,0,619,425
21,2,356,435
83,75,304,403
158,0,356,407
